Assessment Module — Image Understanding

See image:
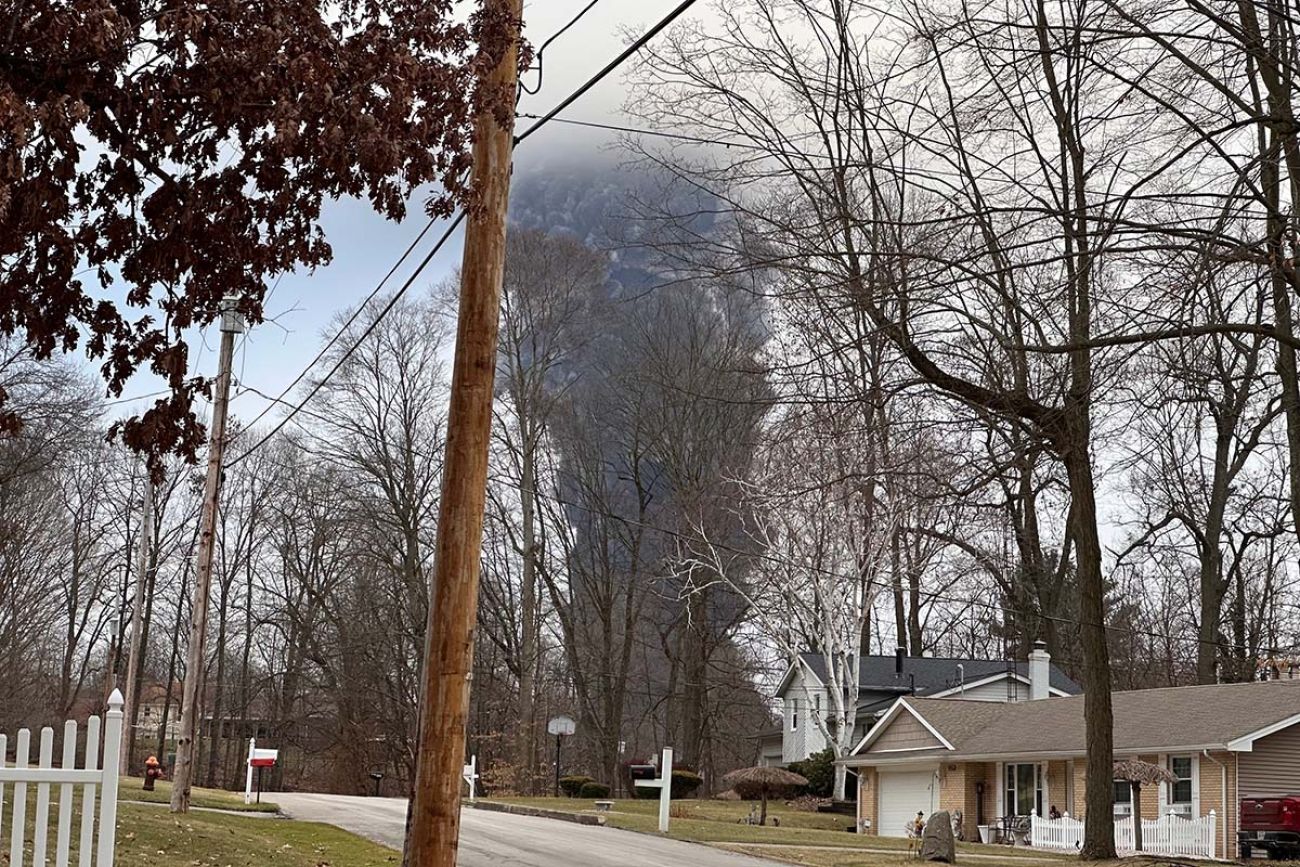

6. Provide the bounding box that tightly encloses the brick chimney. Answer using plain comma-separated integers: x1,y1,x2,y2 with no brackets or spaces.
1029,640,1051,700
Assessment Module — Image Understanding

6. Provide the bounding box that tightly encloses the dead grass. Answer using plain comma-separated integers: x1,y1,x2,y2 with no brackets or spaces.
479,796,1075,858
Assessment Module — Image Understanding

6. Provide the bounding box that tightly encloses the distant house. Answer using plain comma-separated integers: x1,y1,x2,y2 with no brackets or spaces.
843,675,1300,859
760,643,1081,766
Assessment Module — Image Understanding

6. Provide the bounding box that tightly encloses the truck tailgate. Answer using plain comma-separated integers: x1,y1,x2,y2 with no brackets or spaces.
1243,798,1295,832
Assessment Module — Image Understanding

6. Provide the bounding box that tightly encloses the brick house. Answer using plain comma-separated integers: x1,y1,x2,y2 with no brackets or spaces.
843,674,1300,859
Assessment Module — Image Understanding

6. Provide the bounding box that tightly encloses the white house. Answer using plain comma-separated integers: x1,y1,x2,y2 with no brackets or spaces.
760,644,1082,766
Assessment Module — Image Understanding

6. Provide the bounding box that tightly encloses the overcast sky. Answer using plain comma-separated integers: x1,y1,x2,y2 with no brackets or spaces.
109,0,698,425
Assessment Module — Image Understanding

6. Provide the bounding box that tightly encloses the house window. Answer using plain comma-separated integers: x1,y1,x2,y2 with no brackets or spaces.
1005,763,1043,816
1114,780,1133,816
791,698,799,731
1168,756,1193,817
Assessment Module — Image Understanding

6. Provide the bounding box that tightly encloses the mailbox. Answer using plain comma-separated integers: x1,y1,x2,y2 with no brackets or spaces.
629,764,657,781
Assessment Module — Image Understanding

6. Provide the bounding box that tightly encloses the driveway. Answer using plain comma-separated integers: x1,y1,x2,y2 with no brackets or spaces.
274,792,781,867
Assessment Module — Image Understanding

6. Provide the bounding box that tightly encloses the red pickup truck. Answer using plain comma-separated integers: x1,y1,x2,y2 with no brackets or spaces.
1240,796,1300,859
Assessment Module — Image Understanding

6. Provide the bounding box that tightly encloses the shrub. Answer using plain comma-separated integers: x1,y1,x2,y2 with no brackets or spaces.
785,760,810,796
798,748,836,798
579,782,611,799
558,775,593,798
670,769,704,799
623,763,704,799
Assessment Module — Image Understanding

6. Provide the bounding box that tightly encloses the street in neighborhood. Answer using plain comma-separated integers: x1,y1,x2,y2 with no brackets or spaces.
274,793,779,867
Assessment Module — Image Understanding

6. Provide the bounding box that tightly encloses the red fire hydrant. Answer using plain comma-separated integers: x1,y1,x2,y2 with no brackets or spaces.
143,756,164,791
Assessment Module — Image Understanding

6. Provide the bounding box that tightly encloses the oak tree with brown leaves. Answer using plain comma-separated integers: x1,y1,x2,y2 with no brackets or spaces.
1,0,518,461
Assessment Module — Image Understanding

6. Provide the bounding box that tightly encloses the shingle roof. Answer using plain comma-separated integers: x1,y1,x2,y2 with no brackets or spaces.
788,652,1081,698
855,678,1300,759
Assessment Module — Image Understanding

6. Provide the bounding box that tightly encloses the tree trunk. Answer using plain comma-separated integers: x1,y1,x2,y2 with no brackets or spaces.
1066,448,1115,859
205,583,229,787
515,435,539,793
157,571,188,763
1196,429,1232,684
833,763,847,801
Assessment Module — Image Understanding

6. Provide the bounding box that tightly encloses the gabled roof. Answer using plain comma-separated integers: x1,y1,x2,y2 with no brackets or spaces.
777,652,1081,700
855,698,955,753
848,678,1300,761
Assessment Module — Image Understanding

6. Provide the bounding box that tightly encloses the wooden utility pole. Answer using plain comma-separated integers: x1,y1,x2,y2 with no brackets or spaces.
121,469,154,774
170,297,244,813
403,1,524,862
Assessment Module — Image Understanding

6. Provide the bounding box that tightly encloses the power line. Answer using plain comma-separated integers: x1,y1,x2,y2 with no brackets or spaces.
227,211,466,467
231,0,705,467
235,215,447,437
515,0,702,145
519,0,607,96
515,113,761,150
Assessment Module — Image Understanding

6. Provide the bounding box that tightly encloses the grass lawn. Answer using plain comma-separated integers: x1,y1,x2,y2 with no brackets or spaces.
479,796,1074,860
2,784,393,866
118,776,280,812
114,803,398,867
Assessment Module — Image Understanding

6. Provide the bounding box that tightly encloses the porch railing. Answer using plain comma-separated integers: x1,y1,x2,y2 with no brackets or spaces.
1030,809,1217,859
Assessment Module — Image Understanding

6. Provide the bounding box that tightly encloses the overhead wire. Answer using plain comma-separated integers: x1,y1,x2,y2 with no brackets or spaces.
228,0,705,467
227,211,467,467
519,0,607,96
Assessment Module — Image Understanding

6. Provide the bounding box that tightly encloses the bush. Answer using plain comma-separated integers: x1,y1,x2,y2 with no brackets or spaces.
797,748,836,798
578,782,611,799
558,775,593,798
625,766,703,799
670,769,704,799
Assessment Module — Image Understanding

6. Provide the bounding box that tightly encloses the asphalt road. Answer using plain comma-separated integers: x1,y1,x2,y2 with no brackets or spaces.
274,792,780,867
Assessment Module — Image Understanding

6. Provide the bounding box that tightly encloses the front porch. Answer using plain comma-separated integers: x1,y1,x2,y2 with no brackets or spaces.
855,753,1237,860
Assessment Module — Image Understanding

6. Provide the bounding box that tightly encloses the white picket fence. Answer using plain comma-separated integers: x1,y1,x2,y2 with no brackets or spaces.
1116,811,1217,858
1030,809,1216,859
1029,811,1084,850
0,690,123,867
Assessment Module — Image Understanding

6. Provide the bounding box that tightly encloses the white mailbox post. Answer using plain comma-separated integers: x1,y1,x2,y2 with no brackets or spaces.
632,746,674,833
462,754,479,801
244,738,279,805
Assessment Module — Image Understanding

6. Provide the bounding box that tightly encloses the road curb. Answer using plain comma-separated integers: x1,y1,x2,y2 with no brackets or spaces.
468,799,606,826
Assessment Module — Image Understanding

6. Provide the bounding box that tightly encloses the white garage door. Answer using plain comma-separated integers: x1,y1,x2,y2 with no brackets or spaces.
878,768,938,837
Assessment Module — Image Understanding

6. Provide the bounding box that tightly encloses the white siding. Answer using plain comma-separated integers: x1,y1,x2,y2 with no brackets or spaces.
1240,724,1300,796
958,678,1029,702
781,669,830,762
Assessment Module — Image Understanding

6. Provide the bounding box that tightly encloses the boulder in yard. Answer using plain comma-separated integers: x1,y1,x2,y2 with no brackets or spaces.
921,810,956,863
